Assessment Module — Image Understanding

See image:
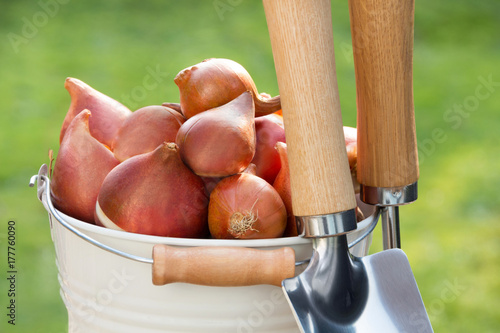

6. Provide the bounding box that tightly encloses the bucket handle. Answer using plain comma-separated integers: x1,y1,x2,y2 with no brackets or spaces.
30,164,380,286
152,244,296,286
30,166,155,264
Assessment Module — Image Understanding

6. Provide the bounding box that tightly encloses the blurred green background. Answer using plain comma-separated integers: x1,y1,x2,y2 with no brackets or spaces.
0,0,499,332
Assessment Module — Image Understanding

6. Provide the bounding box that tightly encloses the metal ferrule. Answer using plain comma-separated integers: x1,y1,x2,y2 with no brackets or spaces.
296,209,357,238
360,181,418,206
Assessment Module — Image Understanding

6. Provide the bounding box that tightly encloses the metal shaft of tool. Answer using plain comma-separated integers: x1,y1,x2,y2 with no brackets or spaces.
361,183,417,250
381,206,401,250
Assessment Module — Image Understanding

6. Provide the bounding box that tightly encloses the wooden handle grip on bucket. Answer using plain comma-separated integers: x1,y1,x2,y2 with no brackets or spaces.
152,245,295,286
349,0,419,187
263,0,357,216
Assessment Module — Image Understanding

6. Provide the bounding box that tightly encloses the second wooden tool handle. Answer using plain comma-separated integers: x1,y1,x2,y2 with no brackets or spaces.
263,0,357,217
349,0,419,188
152,245,296,287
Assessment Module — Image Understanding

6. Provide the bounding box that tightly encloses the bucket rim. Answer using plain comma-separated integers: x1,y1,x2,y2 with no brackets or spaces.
56,209,312,248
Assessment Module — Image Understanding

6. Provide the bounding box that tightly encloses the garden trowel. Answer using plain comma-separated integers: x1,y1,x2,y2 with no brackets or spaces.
262,0,433,331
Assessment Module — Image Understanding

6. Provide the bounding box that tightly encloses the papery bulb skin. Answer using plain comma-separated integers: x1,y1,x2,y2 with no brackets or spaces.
252,114,286,184
60,77,132,147
95,142,209,238
51,110,120,223
208,173,286,239
112,105,185,162
176,91,256,177
242,163,257,175
201,176,222,196
272,142,297,237
343,126,360,193
343,125,357,146
161,102,182,114
175,58,281,119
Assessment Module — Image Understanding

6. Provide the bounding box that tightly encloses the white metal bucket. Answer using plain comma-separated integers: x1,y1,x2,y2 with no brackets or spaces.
31,165,379,333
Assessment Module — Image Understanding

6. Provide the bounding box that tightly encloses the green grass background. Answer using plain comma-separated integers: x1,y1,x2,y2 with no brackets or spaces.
0,0,499,332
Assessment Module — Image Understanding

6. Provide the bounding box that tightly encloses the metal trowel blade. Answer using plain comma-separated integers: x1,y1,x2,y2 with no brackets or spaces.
282,236,433,333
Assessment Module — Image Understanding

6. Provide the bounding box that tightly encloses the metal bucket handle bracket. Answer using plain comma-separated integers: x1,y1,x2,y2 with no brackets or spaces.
30,164,380,286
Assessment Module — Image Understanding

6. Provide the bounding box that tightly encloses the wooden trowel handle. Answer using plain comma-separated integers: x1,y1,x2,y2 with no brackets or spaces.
152,245,295,286
349,0,419,188
263,0,357,216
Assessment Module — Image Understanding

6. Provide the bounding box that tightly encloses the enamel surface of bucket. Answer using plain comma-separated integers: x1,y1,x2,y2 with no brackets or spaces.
46,201,374,333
